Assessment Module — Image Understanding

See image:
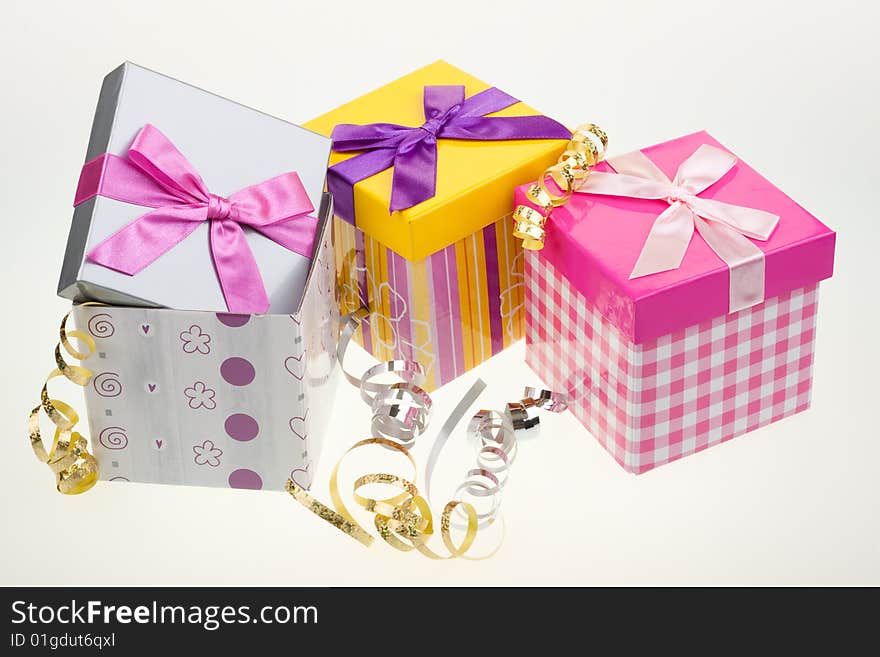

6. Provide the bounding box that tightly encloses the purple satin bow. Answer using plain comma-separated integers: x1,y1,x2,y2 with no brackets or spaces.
328,85,571,223
76,124,318,314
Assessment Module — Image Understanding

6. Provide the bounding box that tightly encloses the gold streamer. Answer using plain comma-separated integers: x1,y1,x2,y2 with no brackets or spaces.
513,123,608,250
286,310,567,558
28,307,99,494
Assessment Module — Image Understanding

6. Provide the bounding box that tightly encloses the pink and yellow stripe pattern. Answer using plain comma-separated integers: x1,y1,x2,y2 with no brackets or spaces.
336,214,525,391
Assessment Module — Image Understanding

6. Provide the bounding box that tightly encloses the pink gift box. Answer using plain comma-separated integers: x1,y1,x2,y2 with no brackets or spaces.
516,131,835,473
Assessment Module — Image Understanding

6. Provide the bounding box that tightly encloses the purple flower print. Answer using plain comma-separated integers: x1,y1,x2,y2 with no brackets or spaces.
180,325,211,354
184,381,216,410
193,439,223,467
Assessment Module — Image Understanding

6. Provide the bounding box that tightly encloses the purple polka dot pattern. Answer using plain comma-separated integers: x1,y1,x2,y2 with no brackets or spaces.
225,413,259,442
220,357,255,386
227,469,262,490
216,313,251,327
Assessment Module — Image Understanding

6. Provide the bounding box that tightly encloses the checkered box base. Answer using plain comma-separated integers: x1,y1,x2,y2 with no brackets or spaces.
525,252,819,474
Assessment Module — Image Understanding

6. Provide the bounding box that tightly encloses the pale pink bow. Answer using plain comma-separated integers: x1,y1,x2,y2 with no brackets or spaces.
576,144,779,312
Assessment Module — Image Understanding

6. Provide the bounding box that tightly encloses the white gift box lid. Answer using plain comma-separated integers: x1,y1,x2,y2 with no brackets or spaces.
58,62,332,314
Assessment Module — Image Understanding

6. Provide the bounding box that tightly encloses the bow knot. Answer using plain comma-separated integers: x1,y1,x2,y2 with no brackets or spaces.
77,124,320,314
206,193,233,221
327,85,571,223
419,103,461,138
574,143,780,313
666,185,691,204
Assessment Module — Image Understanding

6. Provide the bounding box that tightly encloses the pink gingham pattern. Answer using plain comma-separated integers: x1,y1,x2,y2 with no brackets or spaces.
525,252,818,473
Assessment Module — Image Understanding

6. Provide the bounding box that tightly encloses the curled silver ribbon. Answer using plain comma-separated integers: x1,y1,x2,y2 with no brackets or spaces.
522,386,569,412
291,308,571,555
338,309,433,447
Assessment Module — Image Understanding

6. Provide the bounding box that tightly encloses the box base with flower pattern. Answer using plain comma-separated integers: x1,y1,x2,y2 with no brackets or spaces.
71,214,338,490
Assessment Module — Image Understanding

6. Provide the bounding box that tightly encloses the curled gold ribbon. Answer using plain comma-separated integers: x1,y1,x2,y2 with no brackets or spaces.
28,307,99,494
513,123,608,250
286,310,569,558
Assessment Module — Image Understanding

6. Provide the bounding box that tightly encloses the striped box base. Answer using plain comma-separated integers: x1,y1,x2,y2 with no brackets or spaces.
335,214,524,391
525,252,819,474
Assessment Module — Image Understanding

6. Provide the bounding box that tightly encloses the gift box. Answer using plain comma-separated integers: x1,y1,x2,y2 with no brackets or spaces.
58,62,332,315
517,131,836,473
52,63,340,491
304,61,570,390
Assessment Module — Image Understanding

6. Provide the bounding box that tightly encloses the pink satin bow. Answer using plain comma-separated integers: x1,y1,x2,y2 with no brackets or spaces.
78,124,318,314
576,144,779,312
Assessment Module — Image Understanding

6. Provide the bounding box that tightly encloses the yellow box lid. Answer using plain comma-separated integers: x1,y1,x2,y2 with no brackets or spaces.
304,61,569,261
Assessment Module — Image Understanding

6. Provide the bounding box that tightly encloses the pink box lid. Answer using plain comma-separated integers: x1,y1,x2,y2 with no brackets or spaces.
514,131,836,344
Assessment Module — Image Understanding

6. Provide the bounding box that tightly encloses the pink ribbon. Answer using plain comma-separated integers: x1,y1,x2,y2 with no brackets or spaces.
576,144,779,312
77,124,319,314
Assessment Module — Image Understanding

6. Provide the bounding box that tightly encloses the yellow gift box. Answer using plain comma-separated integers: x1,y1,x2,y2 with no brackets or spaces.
305,61,569,389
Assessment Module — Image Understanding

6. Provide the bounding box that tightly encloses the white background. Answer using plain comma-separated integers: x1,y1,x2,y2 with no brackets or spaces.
2,0,878,585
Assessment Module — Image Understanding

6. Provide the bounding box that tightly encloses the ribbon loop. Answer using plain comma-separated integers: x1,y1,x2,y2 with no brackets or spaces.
127,124,210,204
422,84,464,129
77,124,318,314
672,143,738,196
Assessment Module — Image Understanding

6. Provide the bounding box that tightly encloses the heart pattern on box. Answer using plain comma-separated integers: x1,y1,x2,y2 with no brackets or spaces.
290,463,311,489
288,410,309,440
284,353,305,380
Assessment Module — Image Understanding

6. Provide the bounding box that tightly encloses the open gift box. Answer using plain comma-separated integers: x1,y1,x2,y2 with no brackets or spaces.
51,63,339,491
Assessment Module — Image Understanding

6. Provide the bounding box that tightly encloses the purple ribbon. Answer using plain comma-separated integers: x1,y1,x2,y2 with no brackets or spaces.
328,85,571,223
76,124,319,314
